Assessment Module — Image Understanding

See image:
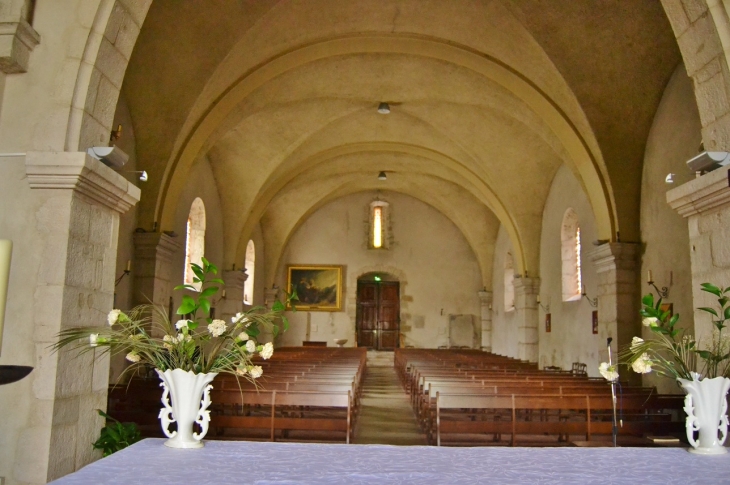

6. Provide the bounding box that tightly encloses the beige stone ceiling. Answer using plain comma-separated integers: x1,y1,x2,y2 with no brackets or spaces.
121,0,680,285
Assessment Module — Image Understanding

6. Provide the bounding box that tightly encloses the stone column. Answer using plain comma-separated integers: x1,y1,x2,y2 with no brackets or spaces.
589,243,640,352
217,269,248,323
513,277,539,362
477,289,493,352
667,167,730,342
264,286,280,309
132,232,180,312
22,152,139,483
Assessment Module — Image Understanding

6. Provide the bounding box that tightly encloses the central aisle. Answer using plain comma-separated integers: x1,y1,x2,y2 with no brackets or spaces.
352,351,427,445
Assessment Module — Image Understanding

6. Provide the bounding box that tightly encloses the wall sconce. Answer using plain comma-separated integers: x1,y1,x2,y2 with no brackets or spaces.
647,270,671,299
537,295,550,313
581,285,598,308
115,260,131,287
125,170,148,182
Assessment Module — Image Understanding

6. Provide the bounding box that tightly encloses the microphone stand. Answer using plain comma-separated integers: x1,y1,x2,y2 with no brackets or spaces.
607,337,618,447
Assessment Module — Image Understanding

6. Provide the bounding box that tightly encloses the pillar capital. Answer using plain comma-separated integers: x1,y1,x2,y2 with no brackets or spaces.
25,151,140,213
0,18,40,73
589,242,640,274
666,167,730,218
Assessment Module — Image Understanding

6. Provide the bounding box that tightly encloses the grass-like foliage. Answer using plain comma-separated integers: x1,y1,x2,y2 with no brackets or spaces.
619,283,730,380
53,257,295,383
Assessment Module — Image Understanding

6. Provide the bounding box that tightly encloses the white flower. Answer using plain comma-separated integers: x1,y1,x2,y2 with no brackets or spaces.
89,333,99,347
598,362,618,382
249,366,263,379
245,340,256,353
630,336,644,350
207,319,227,337
175,320,189,330
236,332,249,342
107,309,121,326
231,312,243,323
235,366,247,376
259,342,274,360
126,352,140,363
163,334,178,344
631,353,653,374
642,317,659,327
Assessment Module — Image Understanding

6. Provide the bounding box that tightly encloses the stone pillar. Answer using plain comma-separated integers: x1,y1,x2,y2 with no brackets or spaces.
264,286,280,309
132,232,180,312
589,243,640,352
667,167,730,342
217,269,248,323
513,277,539,362
22,152,139,483
477,289,493,352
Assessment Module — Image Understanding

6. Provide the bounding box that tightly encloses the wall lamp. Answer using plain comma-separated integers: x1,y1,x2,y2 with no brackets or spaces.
537,295,550,313
647,270,671,299
581,285,598,308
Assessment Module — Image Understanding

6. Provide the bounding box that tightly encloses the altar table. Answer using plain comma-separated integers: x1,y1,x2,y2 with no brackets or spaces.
50,438,730,484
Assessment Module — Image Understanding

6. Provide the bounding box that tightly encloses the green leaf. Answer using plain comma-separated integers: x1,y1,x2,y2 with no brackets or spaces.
642,294,654,308
198,297,211,314
208,262,218,275
188,321,199,330
200,286,219,298
699,307,719,317
174,284,197,291
201,256,210,268
193,277,201,283
725,306,730,320
720,297,729,307
669,314,680,327
272,325,279,338
697,350,713,360
209,278,225,285
191,264,205,280
701,283,722,297
177,295,197,315
272,300,285,312
281,316,290,332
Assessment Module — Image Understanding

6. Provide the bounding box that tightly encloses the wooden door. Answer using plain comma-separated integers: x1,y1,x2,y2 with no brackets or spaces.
356,281,400,350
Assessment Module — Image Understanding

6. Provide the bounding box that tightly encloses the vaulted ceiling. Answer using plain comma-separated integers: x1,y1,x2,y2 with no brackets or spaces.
121,0,680,285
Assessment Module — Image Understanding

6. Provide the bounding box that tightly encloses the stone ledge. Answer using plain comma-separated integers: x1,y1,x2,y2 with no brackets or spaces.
589,242,639,273
25,151,140,213
0,19,40,73
667,167,730,217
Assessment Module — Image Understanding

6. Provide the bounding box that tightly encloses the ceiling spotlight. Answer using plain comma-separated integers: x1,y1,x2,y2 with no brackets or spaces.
378,171,387,181
665,173,675,184
377,102,390,114
140,171,148,182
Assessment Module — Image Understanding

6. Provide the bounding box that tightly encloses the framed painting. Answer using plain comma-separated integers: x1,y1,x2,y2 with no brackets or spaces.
287,265,343,311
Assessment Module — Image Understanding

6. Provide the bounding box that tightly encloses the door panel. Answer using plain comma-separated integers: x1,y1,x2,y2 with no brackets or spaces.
356,280,400,350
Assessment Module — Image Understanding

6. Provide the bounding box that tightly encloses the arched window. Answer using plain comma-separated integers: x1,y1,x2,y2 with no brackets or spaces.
243,240,255,305
184,198,206,289
504,252,515,311
369,200,390,249
561,208,582,301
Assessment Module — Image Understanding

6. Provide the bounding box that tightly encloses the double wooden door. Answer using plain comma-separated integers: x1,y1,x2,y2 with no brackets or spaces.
356,281,400,350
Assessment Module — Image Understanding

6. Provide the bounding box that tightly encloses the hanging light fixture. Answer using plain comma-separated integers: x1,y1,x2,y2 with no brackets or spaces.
378,171,387,180
377,102,390,114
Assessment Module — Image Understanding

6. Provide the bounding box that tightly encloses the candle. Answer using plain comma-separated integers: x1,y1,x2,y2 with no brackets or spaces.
647,270,653,283
0,240,13,356
222,290,226,299
536,295,541,303
126,260,131,272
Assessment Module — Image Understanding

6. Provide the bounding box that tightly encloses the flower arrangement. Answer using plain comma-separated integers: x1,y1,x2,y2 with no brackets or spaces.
54,257,293,383
601,283,730,382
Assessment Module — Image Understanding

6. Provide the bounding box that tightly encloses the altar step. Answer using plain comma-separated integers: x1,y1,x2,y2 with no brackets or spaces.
353,356,427,446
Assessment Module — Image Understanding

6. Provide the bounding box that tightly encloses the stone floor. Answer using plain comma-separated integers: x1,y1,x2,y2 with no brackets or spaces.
352,351,427,445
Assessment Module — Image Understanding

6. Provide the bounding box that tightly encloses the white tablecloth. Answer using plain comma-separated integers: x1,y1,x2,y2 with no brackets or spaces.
50,439,730,485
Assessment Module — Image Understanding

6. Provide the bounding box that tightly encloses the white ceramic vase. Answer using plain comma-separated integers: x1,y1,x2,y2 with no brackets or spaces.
155,368,218,449
677,374,730,455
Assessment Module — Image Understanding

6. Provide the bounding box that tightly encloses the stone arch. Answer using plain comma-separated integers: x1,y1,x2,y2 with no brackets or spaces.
66,1,152,151
661,0,730,150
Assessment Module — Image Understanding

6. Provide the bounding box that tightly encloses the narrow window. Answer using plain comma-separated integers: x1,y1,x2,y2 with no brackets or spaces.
184,198,206,289
369,200,390,249
373,207,383,248
504,252,515,311
243,240,255,305
561,208,581,301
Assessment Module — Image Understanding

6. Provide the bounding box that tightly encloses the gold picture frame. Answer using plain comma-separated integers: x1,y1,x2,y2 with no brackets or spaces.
287,265,343,311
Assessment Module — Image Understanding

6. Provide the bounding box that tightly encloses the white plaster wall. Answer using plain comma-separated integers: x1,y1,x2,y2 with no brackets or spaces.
639,63,699,392
491,225,517,358
538,166,601,375
275,191,483,349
